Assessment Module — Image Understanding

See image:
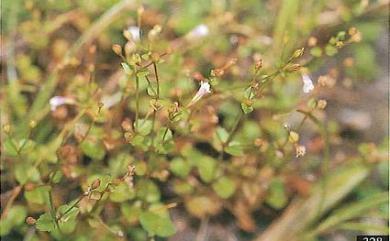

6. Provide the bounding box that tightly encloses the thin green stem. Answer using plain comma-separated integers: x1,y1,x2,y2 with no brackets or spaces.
135,74,140,127
56,195,85,222
90,183,112,214
152,62,160,99
47,189,62,234
161,127,169,142
220,111,244,160
79,105,102,144
150,62,161,149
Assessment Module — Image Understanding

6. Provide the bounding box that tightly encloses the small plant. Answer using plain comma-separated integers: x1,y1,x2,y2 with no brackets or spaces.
1,1,388,241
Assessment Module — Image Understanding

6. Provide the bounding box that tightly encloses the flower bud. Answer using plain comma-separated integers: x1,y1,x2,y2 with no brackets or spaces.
123,30,132,41
317,99,327,109
91,179,101,190
29,120,37,129
243,98,253,107
284,63,301,72
151,53,160,62
124,132,133,142
318,75,336,88
148,25,162,41
254,138,265,147
112,44,122,56
255,59,263,70
289,131,299,143
26,216,37,225
350,31,362,43
335,41,344,48
348,27,357,36
211,68,224,77
3,124,11,134
124,41,136,56
292,48,304,58
121,118,133,131
308,37,317,47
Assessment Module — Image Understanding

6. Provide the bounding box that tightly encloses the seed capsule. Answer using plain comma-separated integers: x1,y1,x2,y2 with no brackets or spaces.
26,216,37,225
91,179,101,190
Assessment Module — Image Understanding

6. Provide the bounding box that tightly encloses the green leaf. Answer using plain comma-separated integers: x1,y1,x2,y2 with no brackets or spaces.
110,182,135,202
195,156,217,183
18,139,36,155
130,134,146,149
225,141,244,156
244,86,255,99
87,174,111,193
3,138,18,157
136,180,161,203
146,85,157,97
80,140,106,161
139,210,175,237
36,212,55,232
325,45,337,56
25,186,50,205
121,62,133,75
329,37,337,45
173,181,194,195
136,70,150,78
241,102,254,114
310,47,322,57
0,205,27,236
50,170,63,184
215,127,229,143
336,31,346,41
14,163,40,185
121,202,142,224
265,178,288,209
109,154,132,178
212,177,237,199
57,204,79,234
352,43,377,79
134,161,147,176
169,158,191,178
135,119,153,136
156,128,173,142
155,128,174,153
0,219,11,236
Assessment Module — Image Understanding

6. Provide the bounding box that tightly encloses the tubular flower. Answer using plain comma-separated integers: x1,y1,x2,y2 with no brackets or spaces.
49,96,75,111
186,24,209,40
188,81,211,107
127,26,140,42
302,74,314,93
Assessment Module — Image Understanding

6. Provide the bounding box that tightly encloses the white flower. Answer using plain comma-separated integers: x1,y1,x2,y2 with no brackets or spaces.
188,81,211,107
127,26,140,41
49,96,75,111
302,74,314,93
186,24,209,39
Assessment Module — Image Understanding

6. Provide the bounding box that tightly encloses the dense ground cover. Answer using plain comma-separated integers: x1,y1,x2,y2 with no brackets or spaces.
1,1,388,241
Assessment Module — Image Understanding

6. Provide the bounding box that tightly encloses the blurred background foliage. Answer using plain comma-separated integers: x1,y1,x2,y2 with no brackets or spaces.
0,0,388,241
